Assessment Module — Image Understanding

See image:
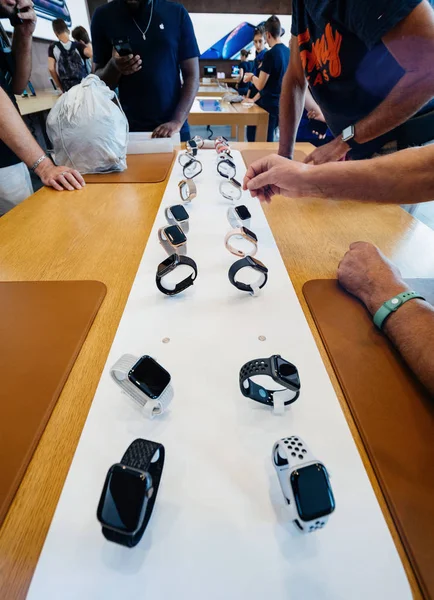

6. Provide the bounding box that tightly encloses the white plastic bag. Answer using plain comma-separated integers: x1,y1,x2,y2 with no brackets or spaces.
46,75,129,174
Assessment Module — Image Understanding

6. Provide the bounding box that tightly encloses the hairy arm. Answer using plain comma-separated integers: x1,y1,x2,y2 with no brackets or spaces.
338,242,434,395
249,70,269,92
278,36,307,158
10,0,37,94
48,57,63,93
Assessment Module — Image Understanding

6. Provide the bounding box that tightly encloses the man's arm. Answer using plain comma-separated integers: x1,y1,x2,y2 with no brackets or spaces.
305,0,434,164
278,36,307,158
48,57,63,93
10,0,37,94
243,144,434,204
0,87,84,191
338,242,434,395
93,53,142,89
245,70,269,92
152,57,199,138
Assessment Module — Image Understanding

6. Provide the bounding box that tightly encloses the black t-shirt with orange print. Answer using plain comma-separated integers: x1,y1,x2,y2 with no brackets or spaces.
291,0,434,158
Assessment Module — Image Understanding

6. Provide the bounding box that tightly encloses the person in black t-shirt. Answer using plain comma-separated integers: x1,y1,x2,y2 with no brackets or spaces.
0,4,84,216
278,0,434,163
246,26,267,101
244,16,290,141
92,0,200,142
236,49,252,96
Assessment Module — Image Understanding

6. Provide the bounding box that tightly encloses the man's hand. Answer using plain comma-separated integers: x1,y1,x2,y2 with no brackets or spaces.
111,50,142,76
243,154,310,203
35,160,85,192
13,0,37,38
243,72,253,83
338,242,408,315
304,136,349,165
152,120,182,138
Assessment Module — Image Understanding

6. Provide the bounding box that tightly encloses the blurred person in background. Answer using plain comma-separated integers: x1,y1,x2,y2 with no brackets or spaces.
48,19,89,93
91,0,200,141
244,15,289,141
0,2,83,216
72,25,93,74
236,49,252,96
246,26,266,102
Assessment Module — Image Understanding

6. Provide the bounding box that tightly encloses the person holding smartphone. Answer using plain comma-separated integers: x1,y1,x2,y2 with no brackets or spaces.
91,0,200,141
0,2,84,215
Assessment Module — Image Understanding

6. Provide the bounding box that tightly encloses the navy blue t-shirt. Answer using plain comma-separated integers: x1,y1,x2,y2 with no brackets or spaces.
291,0,434,158
91,0,199,132
237,59,252,94
260,44,290,100
253,49,266,76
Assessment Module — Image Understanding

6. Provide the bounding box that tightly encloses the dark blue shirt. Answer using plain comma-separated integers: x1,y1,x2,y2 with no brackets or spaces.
292,0,434,158
91,0,199,132
260,43,290,101
253,49,266,76
0,30,20,168
237,59,252,94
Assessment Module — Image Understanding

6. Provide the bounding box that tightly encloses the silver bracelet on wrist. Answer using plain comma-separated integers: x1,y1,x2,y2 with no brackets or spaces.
30,154,49,172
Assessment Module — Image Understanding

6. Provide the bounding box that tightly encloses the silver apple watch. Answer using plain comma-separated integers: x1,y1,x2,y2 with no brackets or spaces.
165,204,190,233
272,437,336,532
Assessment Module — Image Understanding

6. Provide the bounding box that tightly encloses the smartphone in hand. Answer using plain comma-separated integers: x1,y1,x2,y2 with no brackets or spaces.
113,38,133,57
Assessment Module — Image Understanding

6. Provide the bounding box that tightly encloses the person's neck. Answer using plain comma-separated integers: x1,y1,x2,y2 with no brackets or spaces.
58,34,70,44
268,37,281,48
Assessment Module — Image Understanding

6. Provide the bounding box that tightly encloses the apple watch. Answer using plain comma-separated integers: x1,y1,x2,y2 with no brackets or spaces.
341,124,359,150
178,151,194,167
178,179,197,203
97,438,165,547
156,253,198,296
183,157,202,179
228,256,268,296
217,157,236,180
227,205,251,229
165,204,189,233
272,437,335,532
225,226,258,258
217,149,234,162
158,224,187,255
110,354,173,418
239,355,301,414
219,178,242,201
185,138,198,156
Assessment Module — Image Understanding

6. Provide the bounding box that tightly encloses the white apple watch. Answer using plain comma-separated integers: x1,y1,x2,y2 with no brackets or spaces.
272,437,336,533
110,354,174,419
227,205,251,229
165,204,190,233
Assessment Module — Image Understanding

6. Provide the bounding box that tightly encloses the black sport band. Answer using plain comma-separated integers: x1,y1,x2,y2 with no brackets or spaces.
102,439,165,547
228,256,268,294
156,254,198,296
239,357,300,406
183,158,202,179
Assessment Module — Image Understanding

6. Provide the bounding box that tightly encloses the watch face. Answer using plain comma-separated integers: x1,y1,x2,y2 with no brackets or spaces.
158,254,178,276
235,205,251,220
97,464,150,534
242,227,258,242
166,225,187,247
170,204,189,222
128,355,171,399
218,159,236,179
290,463,335,522
275,356,300,390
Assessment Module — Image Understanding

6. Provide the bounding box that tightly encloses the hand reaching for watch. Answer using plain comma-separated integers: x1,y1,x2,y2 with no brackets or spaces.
337,242,408,315
304,136,349,165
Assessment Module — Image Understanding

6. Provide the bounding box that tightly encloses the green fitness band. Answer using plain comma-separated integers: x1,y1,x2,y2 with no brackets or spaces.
373,291,425,330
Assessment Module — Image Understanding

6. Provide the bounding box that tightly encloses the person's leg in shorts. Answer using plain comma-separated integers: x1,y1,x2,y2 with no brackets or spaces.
0,162,34,216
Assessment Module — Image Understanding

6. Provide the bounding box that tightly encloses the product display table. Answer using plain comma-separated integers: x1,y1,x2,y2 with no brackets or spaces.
197,84,230,97
0,143,433,599
15,90,60,116
189,97,269,142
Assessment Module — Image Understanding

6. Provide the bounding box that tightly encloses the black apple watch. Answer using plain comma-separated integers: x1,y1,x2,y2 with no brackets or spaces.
156,253,198,296
97,438,165,547
228,256,268,295
186,138,198,156
183,157,203,179
217,157,237,180
239,355,301,407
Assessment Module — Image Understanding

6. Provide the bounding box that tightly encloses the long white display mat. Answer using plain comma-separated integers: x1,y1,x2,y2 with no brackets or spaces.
27,150,410,599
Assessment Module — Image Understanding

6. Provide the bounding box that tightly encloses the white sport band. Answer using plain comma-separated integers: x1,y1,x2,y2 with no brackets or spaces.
164,207,190,234
272,437,330,533
110,354,173,419
219,179,242,201
227,206,251,230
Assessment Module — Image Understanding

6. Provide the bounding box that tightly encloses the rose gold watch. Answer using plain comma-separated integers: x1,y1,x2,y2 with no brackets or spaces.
178,179,197,203
224,227,258,258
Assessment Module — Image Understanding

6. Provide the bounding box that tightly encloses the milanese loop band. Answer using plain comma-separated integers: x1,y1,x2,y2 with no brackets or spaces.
110,354,173,418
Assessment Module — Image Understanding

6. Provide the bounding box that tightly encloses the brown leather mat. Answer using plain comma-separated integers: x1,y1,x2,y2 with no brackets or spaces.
0,281,106,526
303,279,434,599
84,151,175,183
242,147,307,165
